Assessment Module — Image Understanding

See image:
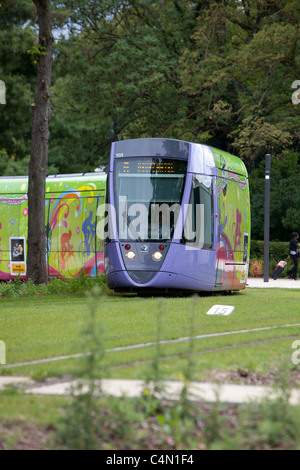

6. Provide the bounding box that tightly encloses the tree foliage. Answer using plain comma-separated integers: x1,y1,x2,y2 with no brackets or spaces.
0,0,37,173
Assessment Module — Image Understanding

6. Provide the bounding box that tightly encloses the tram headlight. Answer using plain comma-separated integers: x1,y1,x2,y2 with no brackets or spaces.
125,250,136,260
152,251,163,261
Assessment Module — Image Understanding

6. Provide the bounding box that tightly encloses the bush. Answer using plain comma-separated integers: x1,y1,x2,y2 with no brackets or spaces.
249,260,263,277
250,240,296,277
251,240,289,262
0,274,109,298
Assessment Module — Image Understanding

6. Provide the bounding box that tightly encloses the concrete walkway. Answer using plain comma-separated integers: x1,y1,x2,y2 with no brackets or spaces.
0,376,30,391
1,376,299,406
247,277,300,288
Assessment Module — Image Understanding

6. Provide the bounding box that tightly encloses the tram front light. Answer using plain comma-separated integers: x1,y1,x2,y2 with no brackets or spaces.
152,251,163,261
125,250,136,260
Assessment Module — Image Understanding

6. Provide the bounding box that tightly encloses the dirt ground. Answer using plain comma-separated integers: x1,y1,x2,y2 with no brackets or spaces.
0,367,299,450
205,367,300,387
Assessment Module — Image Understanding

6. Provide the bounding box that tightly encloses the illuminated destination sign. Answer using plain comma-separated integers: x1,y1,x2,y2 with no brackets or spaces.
120,159,187,175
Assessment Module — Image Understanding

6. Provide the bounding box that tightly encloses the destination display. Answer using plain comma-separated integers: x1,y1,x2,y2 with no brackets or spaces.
120,158,187,175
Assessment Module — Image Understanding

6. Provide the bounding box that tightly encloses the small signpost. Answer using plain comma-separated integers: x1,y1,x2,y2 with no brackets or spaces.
264,154,271,282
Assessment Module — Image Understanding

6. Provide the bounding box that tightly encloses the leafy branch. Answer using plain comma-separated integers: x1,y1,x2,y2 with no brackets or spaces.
27,43,47,64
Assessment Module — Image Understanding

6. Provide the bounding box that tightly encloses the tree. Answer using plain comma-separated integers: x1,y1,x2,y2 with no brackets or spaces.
0,0,37,175
27,0,53,284
179,0,300,165
49,0,299,173
48,0,198,172
250,153,300,241
3,0,298,244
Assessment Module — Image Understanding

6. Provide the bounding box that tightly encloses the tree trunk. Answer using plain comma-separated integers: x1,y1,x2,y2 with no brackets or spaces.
27,0,53,284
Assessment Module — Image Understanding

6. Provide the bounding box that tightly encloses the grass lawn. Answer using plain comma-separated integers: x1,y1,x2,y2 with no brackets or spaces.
0,288,299,381
0,287,300,450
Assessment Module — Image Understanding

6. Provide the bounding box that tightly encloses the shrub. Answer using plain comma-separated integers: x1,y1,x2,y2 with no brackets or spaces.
250,241,296,277
249,260,263,277
0,274,109,298
251,240,289,261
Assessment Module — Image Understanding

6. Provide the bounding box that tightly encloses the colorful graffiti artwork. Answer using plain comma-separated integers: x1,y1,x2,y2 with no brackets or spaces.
0,174,107,280
212,149,250,290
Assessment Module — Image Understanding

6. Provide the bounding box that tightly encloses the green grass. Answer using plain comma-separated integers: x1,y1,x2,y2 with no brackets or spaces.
0,288,299,380
0,288,299,449
0,390,69,425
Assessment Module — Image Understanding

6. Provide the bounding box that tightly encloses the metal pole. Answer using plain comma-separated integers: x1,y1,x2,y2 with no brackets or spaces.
264,154,271,282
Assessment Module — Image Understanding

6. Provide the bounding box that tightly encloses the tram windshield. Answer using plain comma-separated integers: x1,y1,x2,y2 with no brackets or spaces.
114,157,187,241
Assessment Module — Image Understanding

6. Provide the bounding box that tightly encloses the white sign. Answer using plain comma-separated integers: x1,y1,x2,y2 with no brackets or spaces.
206,305,235,316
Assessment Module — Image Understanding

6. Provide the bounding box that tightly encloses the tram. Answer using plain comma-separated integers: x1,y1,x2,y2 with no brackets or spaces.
104,138,250,293
0,173,106,279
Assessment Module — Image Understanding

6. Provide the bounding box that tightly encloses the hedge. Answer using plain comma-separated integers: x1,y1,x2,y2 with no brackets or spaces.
250,240,289,262
250,240,296,277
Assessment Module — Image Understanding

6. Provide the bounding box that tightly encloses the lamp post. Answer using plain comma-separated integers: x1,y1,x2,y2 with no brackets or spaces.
264,154,271,282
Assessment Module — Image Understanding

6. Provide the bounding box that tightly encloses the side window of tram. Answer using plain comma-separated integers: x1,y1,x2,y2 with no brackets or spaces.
104,176,110,242
183,175,213,249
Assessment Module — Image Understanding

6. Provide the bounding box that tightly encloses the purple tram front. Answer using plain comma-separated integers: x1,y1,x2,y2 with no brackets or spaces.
104,138,250,293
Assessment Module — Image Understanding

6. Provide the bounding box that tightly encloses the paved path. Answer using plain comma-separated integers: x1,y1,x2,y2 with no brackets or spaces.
0,376,30,391
1,376,299,406
247,277,300,288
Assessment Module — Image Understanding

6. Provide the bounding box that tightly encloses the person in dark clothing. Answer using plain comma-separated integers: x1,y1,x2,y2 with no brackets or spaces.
287,232,300,280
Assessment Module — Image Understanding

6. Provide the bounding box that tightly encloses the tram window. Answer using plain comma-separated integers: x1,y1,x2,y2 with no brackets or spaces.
114,158,187,241
183,175,213,249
